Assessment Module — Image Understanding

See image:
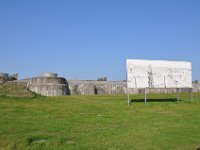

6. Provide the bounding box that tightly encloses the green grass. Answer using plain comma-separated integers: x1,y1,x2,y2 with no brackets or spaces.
0,83,36,97
0,93,200,150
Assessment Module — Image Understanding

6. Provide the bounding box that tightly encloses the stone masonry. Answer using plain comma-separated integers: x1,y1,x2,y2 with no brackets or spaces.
1,72,200,96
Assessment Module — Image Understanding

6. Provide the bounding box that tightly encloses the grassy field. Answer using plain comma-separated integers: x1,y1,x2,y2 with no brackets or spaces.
0,92,200,150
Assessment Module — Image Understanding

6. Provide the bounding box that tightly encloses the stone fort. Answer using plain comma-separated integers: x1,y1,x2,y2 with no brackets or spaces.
0,72,200,96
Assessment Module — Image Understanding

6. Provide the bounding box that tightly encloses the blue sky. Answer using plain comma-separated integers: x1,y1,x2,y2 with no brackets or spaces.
0,0,200,80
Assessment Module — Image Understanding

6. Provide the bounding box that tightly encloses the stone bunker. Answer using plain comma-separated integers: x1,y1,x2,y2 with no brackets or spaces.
0,73,18,83
0,73,9,83
28,73,69,96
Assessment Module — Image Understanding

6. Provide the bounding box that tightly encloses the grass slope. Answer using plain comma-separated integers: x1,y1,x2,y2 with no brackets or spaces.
0,93,200,150
0,83,36,97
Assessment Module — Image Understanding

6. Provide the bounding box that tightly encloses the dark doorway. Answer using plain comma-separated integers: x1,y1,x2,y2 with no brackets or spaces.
94,86,98,94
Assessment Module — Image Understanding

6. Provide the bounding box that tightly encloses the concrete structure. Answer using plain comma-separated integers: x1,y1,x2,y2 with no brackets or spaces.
1,72,200,96
0,73,18,83
24,76,200,96
193,80,200,92
28,73,69,96
68,80,127,95
68,81,195,95
40,73,58,78
0,73,9,83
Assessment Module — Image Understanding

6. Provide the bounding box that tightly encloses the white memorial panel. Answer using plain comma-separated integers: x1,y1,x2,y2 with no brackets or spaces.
126,59,192,89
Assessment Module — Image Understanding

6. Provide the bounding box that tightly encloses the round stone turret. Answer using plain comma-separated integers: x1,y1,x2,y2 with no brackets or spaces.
28,73,69,96
40,73,58,78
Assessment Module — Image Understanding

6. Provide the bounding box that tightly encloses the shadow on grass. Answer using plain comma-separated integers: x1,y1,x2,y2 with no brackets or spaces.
130,98,178,103
130,98,192,104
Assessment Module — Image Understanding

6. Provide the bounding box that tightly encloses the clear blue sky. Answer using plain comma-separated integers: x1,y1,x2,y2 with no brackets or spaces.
0,0,200,80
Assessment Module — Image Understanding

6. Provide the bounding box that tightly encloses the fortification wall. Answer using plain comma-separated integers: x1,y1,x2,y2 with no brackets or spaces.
67,80,196,95
7,72,200,96
2,72,199,96
67,80,127,95
0,73,9,83
193,81,200,92
0,73,18,83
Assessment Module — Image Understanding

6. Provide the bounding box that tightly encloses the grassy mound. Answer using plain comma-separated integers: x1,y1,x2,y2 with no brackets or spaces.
0,83,37,97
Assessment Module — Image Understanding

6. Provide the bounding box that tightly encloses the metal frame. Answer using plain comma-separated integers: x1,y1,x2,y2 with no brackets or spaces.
127,88,193,106
176,88,193,104
127,88,130,106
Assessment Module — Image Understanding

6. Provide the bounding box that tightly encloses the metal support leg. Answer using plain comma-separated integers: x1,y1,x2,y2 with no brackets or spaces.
190,88,193,103
145,89,147,105
128,94,130,106
176,88,179,104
